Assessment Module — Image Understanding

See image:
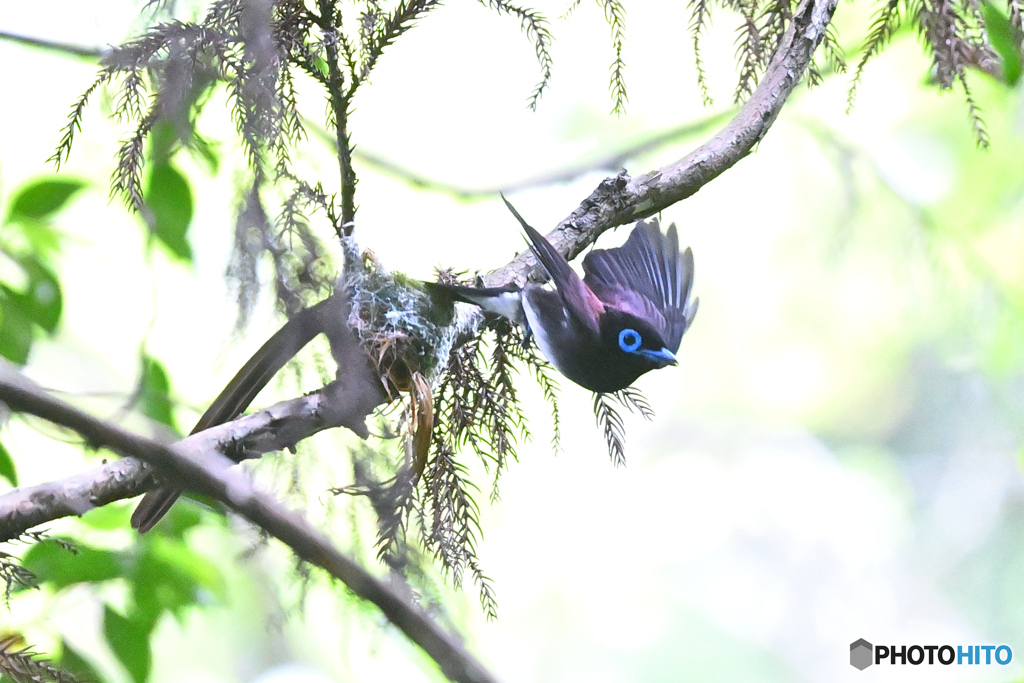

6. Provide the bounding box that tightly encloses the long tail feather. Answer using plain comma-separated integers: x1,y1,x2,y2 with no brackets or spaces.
130,297,335,533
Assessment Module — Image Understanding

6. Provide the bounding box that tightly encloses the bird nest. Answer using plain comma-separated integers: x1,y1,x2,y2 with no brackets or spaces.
340,236,469,396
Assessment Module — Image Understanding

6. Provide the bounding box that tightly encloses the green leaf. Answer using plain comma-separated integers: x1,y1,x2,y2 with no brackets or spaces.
982,1,1022,85
0,257,63,364
131,536,226,628
21,541,128,589
80,503,131,530
2,220,63,259
148,120,178,165
151,535,226,601
0,293,35,364
104,606,152,683
138,355,178,432
0,440,16,486
144,163,194,262
189,132,221,174
59,638,103,683
7,257,62,333
7,178,86,222
159,500,205,537
132,544,204,626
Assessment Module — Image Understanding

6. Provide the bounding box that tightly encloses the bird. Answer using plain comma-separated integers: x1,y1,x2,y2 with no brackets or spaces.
131,199,697,532
433,197,698,394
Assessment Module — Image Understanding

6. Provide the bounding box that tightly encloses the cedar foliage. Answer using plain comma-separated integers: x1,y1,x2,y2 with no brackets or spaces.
0,635,86,683
47,0,1021,613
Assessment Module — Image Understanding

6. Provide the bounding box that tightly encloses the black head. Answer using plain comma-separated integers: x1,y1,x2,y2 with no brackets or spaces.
594,310,677,386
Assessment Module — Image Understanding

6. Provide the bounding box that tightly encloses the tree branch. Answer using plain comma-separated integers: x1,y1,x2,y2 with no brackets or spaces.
0,383,366,542
0,360,497,683
314,0,359,229
0,0,836,580
0,30,104,58
1,291,385,541
487,0,838,286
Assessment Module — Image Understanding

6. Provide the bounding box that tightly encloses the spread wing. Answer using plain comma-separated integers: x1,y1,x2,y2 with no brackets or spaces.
582,219,698,350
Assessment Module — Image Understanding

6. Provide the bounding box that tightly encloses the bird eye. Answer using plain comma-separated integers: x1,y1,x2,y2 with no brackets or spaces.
618,328,642,353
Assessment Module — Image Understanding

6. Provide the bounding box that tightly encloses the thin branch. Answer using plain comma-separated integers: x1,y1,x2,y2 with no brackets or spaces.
0,0,835,541
479,0,554,110
326,109,734,199
353,0,442,96
0,458,153,541
0,360,497,683
599,0,629,113
848,0,903,110
0,30,105,58
315,0,359,228
689,0,715,106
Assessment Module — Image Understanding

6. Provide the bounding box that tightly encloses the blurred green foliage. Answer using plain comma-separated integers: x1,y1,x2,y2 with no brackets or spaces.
0,177,80,365
144,162,194,263
0,169,212,683
0,442,16,487
983,1,1023,86
15,505,223,683
137,355,181,435
0,176,83,502
2,2,1024,681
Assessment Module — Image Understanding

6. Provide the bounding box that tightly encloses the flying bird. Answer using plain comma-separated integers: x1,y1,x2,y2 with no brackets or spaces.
434,197,698,393
131,199,698,533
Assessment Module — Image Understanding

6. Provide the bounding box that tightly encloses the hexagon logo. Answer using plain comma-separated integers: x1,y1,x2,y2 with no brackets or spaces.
850,639,873,670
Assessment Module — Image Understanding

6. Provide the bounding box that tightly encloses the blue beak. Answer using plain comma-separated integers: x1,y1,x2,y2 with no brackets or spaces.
640,347,677,366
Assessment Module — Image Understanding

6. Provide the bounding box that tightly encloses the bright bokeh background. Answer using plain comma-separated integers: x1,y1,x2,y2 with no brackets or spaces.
3,1,1024,682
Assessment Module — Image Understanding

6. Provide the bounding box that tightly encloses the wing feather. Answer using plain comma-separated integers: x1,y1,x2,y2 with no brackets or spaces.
582,219,697,350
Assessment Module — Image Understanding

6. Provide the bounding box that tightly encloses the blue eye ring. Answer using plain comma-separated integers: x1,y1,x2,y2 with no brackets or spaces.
618,328,642,353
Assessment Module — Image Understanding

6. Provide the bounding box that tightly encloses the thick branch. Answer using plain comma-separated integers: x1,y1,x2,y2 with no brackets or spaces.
0,385,362,542
0,360,496,683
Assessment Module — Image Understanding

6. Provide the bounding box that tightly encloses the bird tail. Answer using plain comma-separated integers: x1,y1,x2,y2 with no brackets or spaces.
130,486,182,533
424,281,525,324
130,297,335,533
